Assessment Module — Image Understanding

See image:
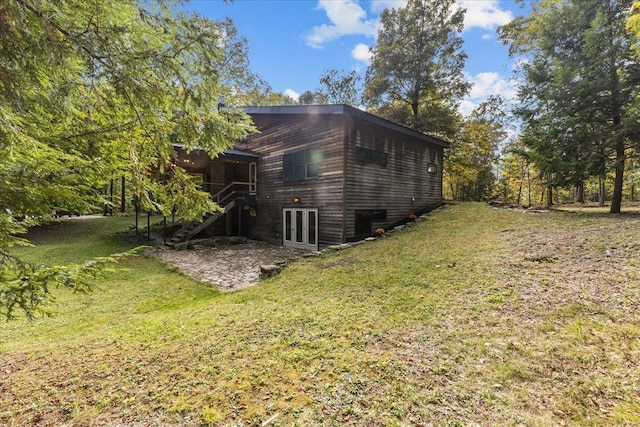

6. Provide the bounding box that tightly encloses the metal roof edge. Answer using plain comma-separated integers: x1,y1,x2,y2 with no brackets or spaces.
242,104,451,148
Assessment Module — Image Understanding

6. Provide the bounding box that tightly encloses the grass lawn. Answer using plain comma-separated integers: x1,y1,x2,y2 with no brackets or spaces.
1,204,639,426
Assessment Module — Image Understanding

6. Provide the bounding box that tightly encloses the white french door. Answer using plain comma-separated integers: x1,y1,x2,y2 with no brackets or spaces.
283,208,318,251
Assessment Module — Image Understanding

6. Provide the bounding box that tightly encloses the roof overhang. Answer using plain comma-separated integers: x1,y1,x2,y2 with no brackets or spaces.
221,148,259,162
243,104,451,149
172,143,258,162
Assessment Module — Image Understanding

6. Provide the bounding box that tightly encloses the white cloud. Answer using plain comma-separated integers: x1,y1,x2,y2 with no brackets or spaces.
305,0,378,48
351,43,372,64
468,72,516,100
369,0,406,13
306,0,512,49
512,57,529,72
459,71,517,116
369,0,513,30
458,99,476,117
457,0,514,31
284,89,300,102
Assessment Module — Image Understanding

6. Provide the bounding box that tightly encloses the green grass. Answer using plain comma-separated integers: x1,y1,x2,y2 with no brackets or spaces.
11,216,138,263
1,204,639,426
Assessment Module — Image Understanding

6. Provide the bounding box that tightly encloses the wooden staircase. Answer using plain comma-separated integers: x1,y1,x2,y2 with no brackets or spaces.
167,181,246,247
167,200,235,246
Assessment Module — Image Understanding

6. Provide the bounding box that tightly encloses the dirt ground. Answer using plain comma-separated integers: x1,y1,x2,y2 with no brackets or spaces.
497,208,640,321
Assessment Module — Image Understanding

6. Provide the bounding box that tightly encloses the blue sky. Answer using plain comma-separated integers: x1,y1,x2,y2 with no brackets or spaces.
188,0,527,116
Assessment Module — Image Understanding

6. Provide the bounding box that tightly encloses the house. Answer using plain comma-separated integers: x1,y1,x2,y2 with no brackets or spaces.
171,104,449,250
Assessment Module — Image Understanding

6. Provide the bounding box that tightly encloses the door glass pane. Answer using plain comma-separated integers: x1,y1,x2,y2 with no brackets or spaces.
295,210,303,243
308,211,316,245
285,211,292,241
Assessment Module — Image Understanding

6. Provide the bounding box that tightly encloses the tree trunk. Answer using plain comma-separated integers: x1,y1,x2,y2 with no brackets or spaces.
630,160,635,201
574,182,585,203
607,25,623,213
610,139,625,213
103,185,108,216
598,175,606,207
527,166,532,207
546,186,553,206
503,181,508,204
120,175,126,213
109,177,114,216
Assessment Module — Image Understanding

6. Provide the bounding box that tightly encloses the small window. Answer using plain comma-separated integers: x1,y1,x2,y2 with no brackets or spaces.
355,209,387,236
355,210,372,236
355,146,387,166
284,148,320,181
428,163,438,174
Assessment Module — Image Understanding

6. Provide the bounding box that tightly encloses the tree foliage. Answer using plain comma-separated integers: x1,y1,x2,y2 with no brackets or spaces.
497,139,545,206
445,96,508,201
500,0,640,212
363,0,470,138
296,91,314,105
315,68,362,105
296,68,362,106
0,0,257,318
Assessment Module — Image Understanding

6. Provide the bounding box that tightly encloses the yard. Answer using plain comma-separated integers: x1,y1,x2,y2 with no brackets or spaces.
1,203,639,426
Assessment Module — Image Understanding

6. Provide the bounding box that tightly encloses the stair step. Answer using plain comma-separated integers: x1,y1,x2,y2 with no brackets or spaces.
170,199,235,245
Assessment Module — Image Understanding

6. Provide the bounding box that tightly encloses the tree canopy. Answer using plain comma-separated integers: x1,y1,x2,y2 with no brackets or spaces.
363,0,470,138
315,68,362,106
445,96,508,201
500,0,640,212
0,0,258,319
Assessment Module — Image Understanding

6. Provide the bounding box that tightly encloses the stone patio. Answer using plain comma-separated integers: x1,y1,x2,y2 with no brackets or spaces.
152,241,306,290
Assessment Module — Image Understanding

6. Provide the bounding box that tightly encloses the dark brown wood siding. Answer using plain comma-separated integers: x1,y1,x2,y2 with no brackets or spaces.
343,114,444,240
234,113,345,246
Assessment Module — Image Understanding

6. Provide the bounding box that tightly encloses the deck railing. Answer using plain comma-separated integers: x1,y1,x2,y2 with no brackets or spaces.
211,181,251,206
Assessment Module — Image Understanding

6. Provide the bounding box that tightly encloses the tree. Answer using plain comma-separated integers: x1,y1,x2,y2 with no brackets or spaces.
315,68,362,105
498,139,545,206
500,0,640,212
0,0,257,319
445,96,508,201
627,1,640,41
298,91,318,105
363,0,470,138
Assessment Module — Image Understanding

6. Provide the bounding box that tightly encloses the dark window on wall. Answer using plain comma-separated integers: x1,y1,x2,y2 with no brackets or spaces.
283,148,320,181
355,210,372,236
355,146,387,166
427,148,438,174
355,209,387,236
